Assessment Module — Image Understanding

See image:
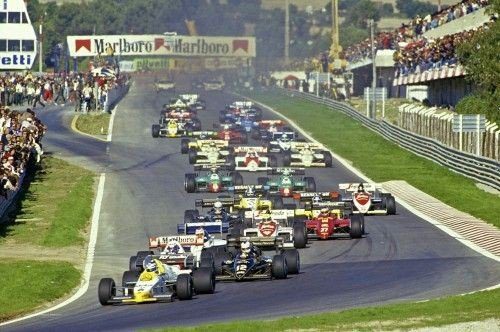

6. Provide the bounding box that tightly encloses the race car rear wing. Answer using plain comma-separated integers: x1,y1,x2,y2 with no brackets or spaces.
193,164,232,171
267,167,305,175
187,131,219,139
257,120,285,128
293,191,341,201
230,184,266,194
233,146,268,154
149,234,204,249
339,183,382,192
290,142,324,151
270,131,297,140
195,197,235,208
232,101,253,108
179,94,199,101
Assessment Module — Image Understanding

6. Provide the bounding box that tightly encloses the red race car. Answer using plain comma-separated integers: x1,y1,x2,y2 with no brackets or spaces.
216,124,248,144
301,204,364,240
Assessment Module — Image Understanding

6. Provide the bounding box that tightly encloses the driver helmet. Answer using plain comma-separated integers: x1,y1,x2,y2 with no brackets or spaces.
313,195,322,203
357,183,365,193
241,240,251,255
143,255,158,273
223,124,230,130
245,186,255,196
261,210,272,221
320,207,330,216
214,201,223,214
166,241,181,254
248,151,256,158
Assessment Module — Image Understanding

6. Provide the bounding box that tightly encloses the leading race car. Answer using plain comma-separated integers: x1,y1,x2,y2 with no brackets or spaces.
233,146,276,172
155,80,176,92
184,166,243,193
339,183,396,215
258,168,316,197
152,118,201,138
216,240,299,281
179,94,206,111
283,142,333,168
266,131,301,153
97,255,213,305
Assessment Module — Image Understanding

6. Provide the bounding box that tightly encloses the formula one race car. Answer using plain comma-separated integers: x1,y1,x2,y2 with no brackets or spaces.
152,118,200,138
230,208,306,249
215,124,248,144
283,142,333,168
219,101,262,123
339,183,396,215
155,80,176,92
258,168,316,197
179,94,206,111
97,255,213,305
266,131,301,153
216,241,299,281
251,120,288,141
230,185,284,212
164,107,198,122
187,142,234,168
181,138,227,154
203,79,225,91
233,146,277,172
185,166,243,193
178,199,244,234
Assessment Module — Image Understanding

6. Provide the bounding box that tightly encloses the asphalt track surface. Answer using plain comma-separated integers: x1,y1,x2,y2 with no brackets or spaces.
7,76,500,331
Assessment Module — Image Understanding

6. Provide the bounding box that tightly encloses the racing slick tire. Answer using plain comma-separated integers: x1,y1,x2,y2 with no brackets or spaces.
292,215,308,228
122,270,139,288
282,249,300,275
293,222,307,249
283,152,291,166
129,255,137,271
270,196,284,209
152,124,160,138
185,174,197,193
193,267,215,294
200,251,215,271
184,209,199,224
257,177,269,186
188,149,197,165
98,278,115,305
271,255,288,279
231,171,244,186
175,274,193,300
181,139,190,154
304,177,316,192
241,133,248,144
227,157,236,171
323,151,333,167
384,195,397,215
133,251,154,272
269,155,278,168
349,214,364,239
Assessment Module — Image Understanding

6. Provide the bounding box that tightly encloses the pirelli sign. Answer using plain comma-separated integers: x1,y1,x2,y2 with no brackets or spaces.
67,35,256,57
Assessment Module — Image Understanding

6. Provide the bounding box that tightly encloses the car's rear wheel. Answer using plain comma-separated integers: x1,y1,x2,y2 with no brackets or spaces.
349,214,363,239
385,195,396,215
213,251,232,275
188,149,197,165
257,177,269,186
304,177,316,192
271,255,287,279
323,151,333,167
98,278,115,305
175,274,193,300
269,155,278,168
133,251,154,272
270,196,284,209
181,139,190,154
282,249,300,274
193,267,215,294
128,256,137,272
293,223,307,249
121,270,139,287
231,171,244,186
185,174,197,193
152,124,160,138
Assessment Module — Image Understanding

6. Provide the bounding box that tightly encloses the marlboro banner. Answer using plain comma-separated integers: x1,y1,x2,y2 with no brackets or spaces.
67,35,256,58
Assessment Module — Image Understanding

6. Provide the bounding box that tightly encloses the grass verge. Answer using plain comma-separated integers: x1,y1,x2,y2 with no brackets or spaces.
0,156,95,247
348,97,410,124
0,260,81,322
151,288,500,331
240,89,500,229
75,113,110,136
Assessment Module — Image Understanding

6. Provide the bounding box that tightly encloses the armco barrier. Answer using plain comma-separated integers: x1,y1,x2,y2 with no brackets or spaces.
0,168,27,224
279,88,500,191
105,81,130,113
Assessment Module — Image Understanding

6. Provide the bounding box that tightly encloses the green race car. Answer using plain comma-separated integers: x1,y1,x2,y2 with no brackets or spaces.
185,166,243,193
258,168,316,198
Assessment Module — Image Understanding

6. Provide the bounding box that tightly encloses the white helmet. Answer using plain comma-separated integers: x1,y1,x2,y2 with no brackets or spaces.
313,195,322,203
241,240,251,254
214,201,223,213
245,187,255,196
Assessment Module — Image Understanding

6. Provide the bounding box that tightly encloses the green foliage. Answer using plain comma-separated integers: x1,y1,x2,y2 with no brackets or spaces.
152,287,500,331
339,25,369,48
343,0,380,29
456,92,500,123
396,0,438,17
0,260,80,322
379,3,394,17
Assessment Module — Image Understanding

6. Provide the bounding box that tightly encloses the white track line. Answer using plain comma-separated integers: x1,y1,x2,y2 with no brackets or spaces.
0,173,106,327
239,93,500,263
106,107,116,142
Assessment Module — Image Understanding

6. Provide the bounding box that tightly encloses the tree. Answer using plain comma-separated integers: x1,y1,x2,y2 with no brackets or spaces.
343,0,380,29
396,0,437,18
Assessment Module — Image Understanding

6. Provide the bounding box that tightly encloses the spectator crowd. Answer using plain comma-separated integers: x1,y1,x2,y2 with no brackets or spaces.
344,0,490,64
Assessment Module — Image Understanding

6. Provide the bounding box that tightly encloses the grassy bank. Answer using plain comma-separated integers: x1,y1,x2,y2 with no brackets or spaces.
153,287,500,331
0,260,80,322
1,157,95,247
240,89,500,229
74,113,110,136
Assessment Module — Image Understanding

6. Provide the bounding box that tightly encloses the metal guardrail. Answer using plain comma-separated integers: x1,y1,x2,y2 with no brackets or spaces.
280,88,500,191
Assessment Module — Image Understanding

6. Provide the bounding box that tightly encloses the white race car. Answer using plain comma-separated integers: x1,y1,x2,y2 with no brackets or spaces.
339,183,396,215
233,146,277,172
283,142,332,168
